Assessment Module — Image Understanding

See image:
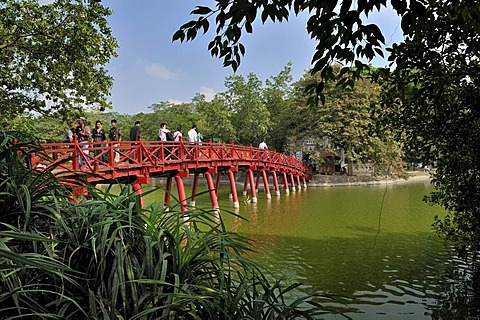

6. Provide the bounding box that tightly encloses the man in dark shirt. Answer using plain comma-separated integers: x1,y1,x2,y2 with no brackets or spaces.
129,121,141,163
129,121,141,141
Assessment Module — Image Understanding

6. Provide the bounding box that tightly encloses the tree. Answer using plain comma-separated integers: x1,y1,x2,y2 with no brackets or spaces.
177,1,480,248
263,62,295,151
374,2,480,248
1,0,118,119
194,93,236,143
291,66,404,176
223,73,271,145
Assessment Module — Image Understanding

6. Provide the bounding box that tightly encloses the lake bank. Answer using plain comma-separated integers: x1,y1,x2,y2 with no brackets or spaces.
308,170,432,187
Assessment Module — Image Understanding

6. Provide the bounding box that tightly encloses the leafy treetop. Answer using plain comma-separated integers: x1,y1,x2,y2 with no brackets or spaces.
0,0,118,119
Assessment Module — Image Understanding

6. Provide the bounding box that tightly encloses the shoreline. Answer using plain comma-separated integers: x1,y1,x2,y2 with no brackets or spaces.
308,171,432,187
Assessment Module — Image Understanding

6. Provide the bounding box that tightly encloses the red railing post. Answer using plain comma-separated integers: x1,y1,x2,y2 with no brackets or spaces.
108,141,115,167
138,137,143,164
72,136,79,170
231,140,235,158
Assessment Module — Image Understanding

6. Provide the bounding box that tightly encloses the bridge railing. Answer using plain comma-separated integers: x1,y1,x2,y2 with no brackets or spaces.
32,140,312,177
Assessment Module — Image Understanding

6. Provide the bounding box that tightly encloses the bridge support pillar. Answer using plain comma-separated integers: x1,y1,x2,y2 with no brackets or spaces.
190,172,199,207
175,176,188,215
228,171,239,208
247,169,257,203
261,170,271,199
282,172,290,194
205,172,220,212
296,175,302,190
215,172,221,199
290,173,296,192
303,177,307,189
131,181,145,210
243,173,248,196
272,171,281,196
255,171,260,194
164,176,173,207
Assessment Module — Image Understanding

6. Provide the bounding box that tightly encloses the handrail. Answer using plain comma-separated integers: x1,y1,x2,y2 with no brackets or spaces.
31,139,313,180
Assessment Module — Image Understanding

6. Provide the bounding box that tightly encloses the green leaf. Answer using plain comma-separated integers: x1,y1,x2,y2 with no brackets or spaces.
191,6,212,15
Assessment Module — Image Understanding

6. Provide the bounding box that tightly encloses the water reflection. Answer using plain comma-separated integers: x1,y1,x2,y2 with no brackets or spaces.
137,179,480,319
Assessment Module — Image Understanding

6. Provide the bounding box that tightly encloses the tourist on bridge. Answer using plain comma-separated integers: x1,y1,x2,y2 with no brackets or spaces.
63,121,77,147
259,139,269,160
196,129,203,145
187,125,197,144
109,119,122,162
92,120,107,162
157,122,172,141
76,117,91,168
259,140,268,150
129,121,141,141
129,121,141,163
173,126,182,141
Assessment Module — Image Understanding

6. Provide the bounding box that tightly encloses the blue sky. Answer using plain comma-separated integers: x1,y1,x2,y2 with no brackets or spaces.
102,1,403,115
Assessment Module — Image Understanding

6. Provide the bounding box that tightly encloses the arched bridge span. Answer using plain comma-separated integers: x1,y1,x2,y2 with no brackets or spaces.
31,140,312,211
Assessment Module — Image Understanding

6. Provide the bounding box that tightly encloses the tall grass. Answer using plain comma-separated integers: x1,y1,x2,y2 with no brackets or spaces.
0,140,329,319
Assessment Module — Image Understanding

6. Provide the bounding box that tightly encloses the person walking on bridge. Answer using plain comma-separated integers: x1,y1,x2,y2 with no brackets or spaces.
259,139,269,160
129,121,141,164
259,140,268,150
173,126,183,141
109,119,122,162
92,120,107,162
157,123,171,141
76,117,91,168
187,124,197,144
129,121,141,141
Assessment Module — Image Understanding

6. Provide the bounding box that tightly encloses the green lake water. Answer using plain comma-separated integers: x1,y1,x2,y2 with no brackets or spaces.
138,178,480,319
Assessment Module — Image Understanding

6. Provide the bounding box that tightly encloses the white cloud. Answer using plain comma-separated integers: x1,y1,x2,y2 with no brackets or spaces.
199,86,216,102
138,60,178,79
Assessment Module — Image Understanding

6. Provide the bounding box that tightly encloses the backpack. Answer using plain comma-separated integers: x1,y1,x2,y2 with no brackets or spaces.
166,131,174,141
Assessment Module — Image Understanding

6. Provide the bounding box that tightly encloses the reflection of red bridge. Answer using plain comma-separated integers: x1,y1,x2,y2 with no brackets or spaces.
32,140,311,211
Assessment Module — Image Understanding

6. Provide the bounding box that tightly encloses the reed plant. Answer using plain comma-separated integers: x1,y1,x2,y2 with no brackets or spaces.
0,140,327,319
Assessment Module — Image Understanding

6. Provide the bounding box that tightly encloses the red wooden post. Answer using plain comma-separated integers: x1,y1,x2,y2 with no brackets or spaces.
296,175,302,190
215,172,221,199
205,171,220,212
164,176,173,207
303,177,308,189
290,173,296,192
190,172,199,207
243,171,249,196
131,181,145,210
272,171,281,196
261,169,271,199
282,171,290,194
175,175,188,213
247,169,257,203
228,170,239,208
255,170,260,193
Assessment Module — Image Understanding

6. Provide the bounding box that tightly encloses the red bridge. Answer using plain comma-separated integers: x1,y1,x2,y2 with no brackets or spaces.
31,140,312,211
